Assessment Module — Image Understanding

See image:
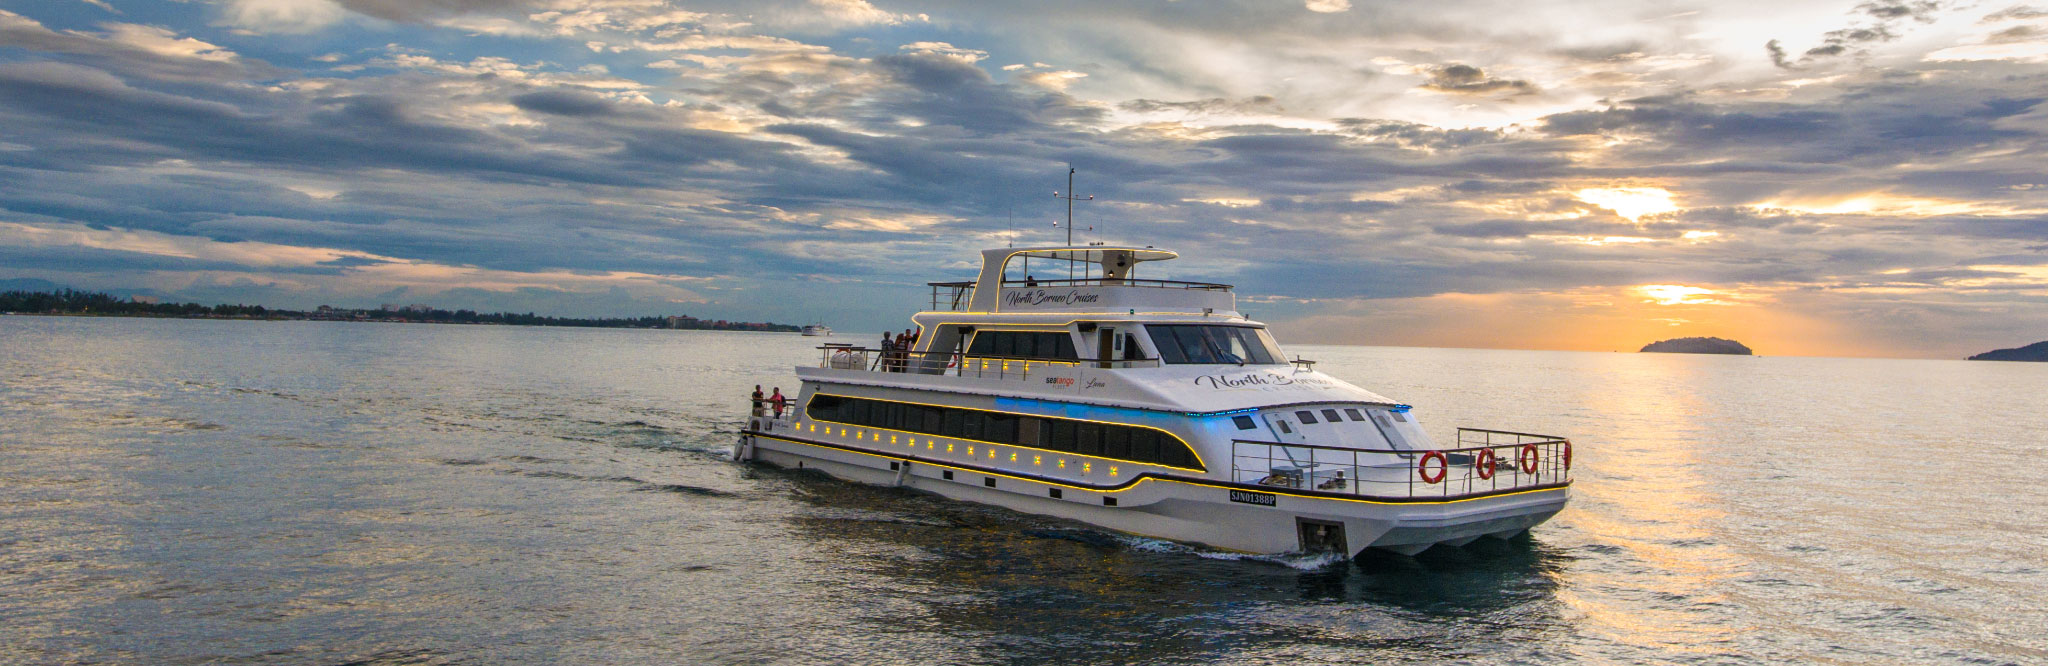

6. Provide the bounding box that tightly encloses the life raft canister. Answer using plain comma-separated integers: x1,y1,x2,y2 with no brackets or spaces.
1418,450,1448,484
1518,444,1540,475
1562,440,1573,471
1475,448,1497,480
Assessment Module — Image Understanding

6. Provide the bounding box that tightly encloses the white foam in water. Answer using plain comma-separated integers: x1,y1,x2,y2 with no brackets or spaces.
1113,534,1348,570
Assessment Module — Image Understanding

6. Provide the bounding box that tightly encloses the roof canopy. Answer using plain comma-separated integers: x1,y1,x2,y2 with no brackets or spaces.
987,246,1178,266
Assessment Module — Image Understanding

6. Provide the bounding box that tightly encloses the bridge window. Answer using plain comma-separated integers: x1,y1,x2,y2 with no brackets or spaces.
803,395,1203,470
1144,325,1283,365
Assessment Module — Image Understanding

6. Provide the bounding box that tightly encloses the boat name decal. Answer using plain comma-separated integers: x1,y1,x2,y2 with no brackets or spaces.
1044,377,1076,387
1228,489,1277,506
1193,372,1338,390
1004,289,1102,306
1083,378,1107,390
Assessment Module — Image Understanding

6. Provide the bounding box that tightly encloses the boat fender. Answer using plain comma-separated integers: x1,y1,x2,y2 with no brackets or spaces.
1518,444,1539,475
1418,450,1448,484
1474,448,1497,480
1562,440,1573,471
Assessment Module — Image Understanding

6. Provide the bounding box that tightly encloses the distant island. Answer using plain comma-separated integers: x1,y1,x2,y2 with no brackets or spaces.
1639,337,1753,355
0,289,800,332
1967,341,2048,362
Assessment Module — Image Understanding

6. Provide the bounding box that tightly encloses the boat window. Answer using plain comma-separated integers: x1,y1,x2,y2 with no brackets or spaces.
1295,410,1318,424
1231,415,1256,430
1143,325,1283,365
1321,409,1342,423
1276,420,1292,434
1104,427,1131,459
803,395,1204,470
1343,408,1365,421
1075,422,1103,455
967,331,1079,359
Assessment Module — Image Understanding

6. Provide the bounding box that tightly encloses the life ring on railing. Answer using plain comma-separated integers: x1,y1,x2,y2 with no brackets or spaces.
1562,440,1573,471
1518,444,1539,475
1418,450,1448,484
1475,448,1497,480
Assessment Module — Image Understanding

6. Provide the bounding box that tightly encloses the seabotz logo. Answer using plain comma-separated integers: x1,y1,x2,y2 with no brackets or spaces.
1228,490,1277,506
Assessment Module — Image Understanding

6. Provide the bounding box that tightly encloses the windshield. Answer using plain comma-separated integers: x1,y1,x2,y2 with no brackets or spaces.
1145,325,1284,365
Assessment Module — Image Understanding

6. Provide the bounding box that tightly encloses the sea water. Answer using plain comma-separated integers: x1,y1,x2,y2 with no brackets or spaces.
2,316,2043,664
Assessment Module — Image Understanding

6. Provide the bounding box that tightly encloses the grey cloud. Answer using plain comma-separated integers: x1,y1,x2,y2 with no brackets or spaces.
1118,96,1282,115
1982,5,2048,22
1418,64,1537,96
510,89,616,116
1771,1,1950,68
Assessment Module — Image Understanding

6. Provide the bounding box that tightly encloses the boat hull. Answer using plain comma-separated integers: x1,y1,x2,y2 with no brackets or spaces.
738,428,1566,558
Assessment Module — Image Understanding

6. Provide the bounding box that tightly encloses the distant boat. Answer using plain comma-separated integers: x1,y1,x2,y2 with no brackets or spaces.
802,324,832,337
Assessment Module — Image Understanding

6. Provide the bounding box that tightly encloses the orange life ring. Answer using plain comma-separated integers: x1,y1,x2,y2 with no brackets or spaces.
1418,450,1448,484
1475,448,1497,480
1562,440,1573,470
1518,444,1539,475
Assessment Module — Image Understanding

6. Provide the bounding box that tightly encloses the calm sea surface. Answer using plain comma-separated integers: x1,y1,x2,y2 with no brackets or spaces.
2,316,2044,665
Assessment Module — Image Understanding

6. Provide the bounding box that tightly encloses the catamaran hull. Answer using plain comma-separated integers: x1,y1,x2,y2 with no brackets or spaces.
738,431,1566,558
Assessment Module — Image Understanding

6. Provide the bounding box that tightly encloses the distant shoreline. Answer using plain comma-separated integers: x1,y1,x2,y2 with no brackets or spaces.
0,289,801,333
0,311,805,332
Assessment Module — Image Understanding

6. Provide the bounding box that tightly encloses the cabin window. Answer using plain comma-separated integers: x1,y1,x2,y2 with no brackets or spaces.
1344,408,1365,422
1295,410,1318,424
1075,422,1104,456
1321,409,1342,423
1104,426,1132,459
986,413,1018,443
1049,419,1076,453
1143,325,1283,365
804,395,1204,470
1232,415,1256,430
967,331,1079,359
944,410,967,438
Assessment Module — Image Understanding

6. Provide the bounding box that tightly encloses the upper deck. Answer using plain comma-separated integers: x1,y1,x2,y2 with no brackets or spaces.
928,246,1237,315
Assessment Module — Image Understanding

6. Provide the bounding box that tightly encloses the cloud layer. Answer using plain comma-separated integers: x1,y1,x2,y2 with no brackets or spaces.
2,1,2046,357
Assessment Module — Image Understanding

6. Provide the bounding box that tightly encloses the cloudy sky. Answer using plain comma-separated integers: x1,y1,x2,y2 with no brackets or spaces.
2,0,2045,357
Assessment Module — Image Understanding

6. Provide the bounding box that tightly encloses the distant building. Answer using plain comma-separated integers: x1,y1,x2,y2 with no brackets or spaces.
130,295,159,305
404,304,432,313
666,315,701,329
381,304,400,312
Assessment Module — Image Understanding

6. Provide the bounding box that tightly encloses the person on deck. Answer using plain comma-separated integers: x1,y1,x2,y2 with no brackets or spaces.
770,387,786,418
750,385,764,417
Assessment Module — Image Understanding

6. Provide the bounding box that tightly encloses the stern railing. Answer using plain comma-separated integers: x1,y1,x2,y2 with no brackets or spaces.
1230,429,1572,500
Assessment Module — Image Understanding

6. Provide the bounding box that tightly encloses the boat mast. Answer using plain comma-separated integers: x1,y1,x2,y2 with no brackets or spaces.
1052,166,1094,279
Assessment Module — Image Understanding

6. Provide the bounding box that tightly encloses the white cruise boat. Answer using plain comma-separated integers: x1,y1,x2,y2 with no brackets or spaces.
736,246,1572,557
802,324,832,337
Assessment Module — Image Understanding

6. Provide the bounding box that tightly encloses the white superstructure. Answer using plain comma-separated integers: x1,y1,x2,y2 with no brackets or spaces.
737,246,1572,557
802,324,831,337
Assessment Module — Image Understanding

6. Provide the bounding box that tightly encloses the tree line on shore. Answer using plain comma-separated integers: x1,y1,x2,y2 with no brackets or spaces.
0,289,800,332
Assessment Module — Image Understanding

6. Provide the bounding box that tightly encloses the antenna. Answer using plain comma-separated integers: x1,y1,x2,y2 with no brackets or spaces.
1052,166,1093,247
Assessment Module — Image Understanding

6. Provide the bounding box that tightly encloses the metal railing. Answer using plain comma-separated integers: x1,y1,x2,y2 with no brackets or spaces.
1229,428,1572,499
817,345,1162,380
928,281,976,311
925,278,1233,311
1001,278,1233,291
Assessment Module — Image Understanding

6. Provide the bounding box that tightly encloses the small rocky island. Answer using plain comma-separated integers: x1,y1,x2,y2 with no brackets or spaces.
1639,337,1753,355
1967,341,2048,362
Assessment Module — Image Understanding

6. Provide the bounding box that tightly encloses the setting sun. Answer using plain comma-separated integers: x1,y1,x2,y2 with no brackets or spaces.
1639,284,1716,306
